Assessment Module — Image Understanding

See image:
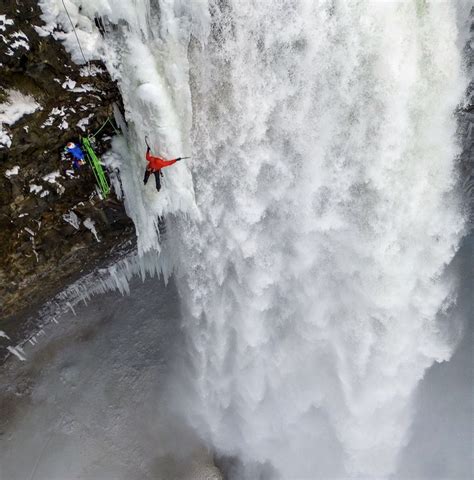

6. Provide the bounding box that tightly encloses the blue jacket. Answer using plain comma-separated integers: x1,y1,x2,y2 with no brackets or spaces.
67,144,85,161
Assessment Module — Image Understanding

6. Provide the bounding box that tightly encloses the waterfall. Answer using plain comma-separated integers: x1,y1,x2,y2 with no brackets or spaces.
39,1,469,478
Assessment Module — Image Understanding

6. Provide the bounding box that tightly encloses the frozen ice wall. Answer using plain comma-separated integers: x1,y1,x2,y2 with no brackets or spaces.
38,1,470,478
39,0,202,254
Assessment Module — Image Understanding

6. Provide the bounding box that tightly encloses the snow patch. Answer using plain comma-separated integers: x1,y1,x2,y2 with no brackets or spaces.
7,30,30,55
71,84,95,93
5,165,20,177
41,106,69,129
0,15,14,32
80,64,104,77
7,38,29,51
29,184,43,194
0,130,11,148
34,25,50,37
7,346,26,362
43,170,62,183
51,106,66,116
37,0,102,64
84,217,100,242
0,90,41,147
0,331,10,340
43,170,64,194
11,30,27,40
62,78,77,90
42,117,54,128
7,31,29,52
63,211,81,230
77,114,94,132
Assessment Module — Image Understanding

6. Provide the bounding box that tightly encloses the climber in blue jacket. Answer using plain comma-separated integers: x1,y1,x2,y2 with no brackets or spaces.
65,142,87,169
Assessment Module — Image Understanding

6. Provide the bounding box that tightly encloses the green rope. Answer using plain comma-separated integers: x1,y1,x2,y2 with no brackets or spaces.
91,117,120,139
81,136,110,197
78,117,120,198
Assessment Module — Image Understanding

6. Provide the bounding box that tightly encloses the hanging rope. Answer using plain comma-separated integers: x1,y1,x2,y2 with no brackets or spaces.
90,117,120,138
61,0,90,72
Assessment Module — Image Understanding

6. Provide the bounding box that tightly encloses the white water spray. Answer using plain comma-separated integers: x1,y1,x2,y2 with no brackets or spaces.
39,1,468,478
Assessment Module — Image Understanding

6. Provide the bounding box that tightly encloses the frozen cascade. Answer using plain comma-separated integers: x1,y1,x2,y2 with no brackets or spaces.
40,0,200,255
39,1,469,478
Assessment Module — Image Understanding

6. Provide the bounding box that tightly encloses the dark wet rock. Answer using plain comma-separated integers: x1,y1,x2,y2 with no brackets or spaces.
0,1,135,329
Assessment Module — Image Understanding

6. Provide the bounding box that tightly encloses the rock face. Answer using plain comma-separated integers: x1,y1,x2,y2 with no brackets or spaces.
0,1,134,336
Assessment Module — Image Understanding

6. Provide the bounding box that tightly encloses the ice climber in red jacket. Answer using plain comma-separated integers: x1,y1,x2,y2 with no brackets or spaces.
144,143,184,192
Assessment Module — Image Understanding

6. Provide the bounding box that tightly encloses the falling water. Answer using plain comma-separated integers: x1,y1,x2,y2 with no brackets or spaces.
39,1,469,478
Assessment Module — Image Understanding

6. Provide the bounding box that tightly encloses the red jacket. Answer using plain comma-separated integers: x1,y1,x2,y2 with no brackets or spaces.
146,150,178,171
